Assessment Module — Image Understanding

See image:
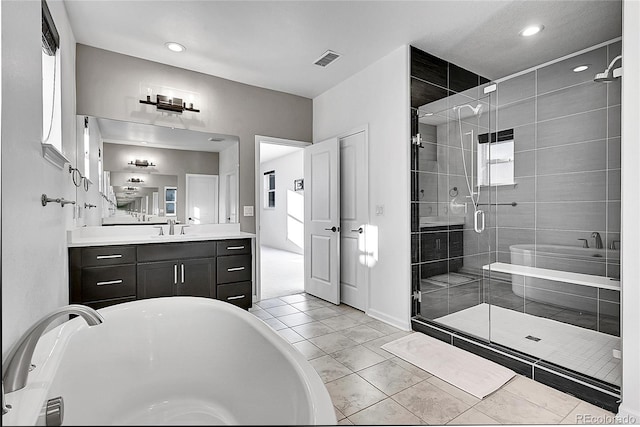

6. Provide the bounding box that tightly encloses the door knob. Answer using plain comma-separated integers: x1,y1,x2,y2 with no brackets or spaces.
324,226,338,232
351,227,363,234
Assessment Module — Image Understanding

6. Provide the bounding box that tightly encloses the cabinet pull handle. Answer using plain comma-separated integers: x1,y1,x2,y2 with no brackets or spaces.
174,264,178,284
227,267,245,272
226,246,245,250
96,254,122,260
181,264,185,283
96,279,123,286
227,295,245,301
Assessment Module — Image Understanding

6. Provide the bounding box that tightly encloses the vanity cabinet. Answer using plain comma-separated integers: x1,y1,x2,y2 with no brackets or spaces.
69,245,138,309
136,242,217,300
69,238,253,310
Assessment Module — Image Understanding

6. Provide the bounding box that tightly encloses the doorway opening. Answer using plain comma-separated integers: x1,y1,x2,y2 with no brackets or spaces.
255,136,310,300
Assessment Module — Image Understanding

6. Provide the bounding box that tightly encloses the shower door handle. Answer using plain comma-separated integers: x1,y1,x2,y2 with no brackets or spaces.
474,209,485,234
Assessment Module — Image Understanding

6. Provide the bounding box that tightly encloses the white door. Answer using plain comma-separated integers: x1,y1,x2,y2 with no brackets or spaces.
304,138,340,304
186,174,219,224
339,131,368,310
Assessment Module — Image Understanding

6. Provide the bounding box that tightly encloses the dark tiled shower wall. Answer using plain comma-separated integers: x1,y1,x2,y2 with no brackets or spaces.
410,47,492,319
491,41,621,336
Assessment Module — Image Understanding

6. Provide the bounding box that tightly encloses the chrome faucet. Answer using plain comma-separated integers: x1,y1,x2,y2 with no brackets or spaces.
168,219,175,235
2,305,104,394
591,232,603,249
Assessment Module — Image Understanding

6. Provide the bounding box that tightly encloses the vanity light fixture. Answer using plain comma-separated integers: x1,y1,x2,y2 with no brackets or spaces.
519,24,544,37
128,159,156,168
573,65,589,72
127,177,144,183
139,94,200,114
165,42,185,52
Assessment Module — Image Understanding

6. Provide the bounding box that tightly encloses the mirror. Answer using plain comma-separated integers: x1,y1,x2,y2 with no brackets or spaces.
76,116,239,226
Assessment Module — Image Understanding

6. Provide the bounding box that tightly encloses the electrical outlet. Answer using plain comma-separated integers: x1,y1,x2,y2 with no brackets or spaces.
243,206,254,217
612,349,621,359
375,205,384,216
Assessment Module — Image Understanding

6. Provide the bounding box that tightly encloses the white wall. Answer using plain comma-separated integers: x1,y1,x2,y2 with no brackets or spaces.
259,149,304,254
619,0,640,421
313,45,411,330
1,0,78,356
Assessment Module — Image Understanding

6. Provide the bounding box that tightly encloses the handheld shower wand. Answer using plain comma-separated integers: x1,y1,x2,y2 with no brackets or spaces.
594,55,622,83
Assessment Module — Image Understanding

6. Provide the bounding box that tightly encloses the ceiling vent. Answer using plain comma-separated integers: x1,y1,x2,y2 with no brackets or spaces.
314,50,341,67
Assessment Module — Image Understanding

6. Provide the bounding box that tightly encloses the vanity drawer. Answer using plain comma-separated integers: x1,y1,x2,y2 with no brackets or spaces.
217,254,252,284
217,281,252,310
81,246,136,267
137,242,217,262
81,265,137,301
216,239,251,256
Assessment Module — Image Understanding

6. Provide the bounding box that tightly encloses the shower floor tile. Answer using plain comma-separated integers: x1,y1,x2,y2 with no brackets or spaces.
434,303,621,386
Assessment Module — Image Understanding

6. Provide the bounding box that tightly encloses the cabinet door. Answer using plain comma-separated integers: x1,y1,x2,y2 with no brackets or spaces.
177,258,216,298
137,261,176,299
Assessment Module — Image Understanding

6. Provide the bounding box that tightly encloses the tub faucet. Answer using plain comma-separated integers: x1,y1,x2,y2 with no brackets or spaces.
168,219,175,235
2,305,104,394
591,232,603,249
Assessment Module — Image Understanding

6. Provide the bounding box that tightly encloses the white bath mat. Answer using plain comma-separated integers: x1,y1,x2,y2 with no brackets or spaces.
381,333,515,399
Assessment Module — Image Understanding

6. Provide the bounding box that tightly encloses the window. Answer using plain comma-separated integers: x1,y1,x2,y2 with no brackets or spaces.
42,0,62,152
165,187,177,217
264,170,275,209
477,129,515,187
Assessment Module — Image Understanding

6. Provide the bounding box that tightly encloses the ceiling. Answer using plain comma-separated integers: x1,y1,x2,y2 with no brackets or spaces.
260,143,303,164
96,117,238,152
63,1,622,99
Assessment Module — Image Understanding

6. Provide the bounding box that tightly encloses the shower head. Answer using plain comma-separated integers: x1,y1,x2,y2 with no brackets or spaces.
453,104,483,116
594,55,622,83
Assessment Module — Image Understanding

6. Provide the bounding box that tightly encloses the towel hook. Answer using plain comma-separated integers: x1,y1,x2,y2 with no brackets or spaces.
41,194,76,207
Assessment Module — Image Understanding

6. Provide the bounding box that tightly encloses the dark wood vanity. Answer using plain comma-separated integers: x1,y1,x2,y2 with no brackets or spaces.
69,238,253,310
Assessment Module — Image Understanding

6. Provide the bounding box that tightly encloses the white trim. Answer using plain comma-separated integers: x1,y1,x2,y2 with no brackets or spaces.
42,143,70,169
368,308,411,331
494,37,623,84
254,135,311,302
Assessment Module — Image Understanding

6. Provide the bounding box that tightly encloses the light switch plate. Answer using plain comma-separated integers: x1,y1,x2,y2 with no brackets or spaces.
243,206,254,217
375,205,384,216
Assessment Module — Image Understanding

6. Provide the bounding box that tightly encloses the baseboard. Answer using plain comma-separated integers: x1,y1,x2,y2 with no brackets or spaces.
616,406,640,424
367,308,411,331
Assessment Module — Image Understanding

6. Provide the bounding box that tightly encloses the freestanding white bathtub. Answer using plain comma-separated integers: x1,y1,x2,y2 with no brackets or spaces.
4,297,336,425
509,244,620,312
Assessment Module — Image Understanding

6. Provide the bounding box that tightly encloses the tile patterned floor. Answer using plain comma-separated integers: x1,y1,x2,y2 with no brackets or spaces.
249,292,617,425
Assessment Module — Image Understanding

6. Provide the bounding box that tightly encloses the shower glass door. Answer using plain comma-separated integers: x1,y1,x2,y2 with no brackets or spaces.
412,85,495,342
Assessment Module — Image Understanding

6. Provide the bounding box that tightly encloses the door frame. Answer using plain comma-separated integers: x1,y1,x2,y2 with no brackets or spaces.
185,173,219,224
336,125,370,313
254,135,311,302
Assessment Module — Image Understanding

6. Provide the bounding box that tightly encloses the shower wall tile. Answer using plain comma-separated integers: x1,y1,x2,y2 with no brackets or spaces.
536,109,607,148
535,229,594,248
600,289,620,304
496,203,535,229
536,201,606,232
607,202,620,233
496,71,535,106
536,140,606,175
537,82,607,122
536,47,606,95
411,78,449,108
496,177,535,203
513,124,536,152
607,78,621,106
536,171,606,202
496,97,536,129
607,170,621,201
416,172,439,202
607,105,621,137
607,138,621,169
411,46,448,88
449,63,481,93
514,151,535,178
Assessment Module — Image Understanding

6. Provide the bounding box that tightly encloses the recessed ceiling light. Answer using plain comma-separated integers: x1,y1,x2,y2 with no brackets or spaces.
165,42,186,52
520,25,544,37
573,65,589,73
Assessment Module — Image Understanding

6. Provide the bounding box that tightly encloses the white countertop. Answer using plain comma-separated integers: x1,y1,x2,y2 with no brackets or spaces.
67,224,255,247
